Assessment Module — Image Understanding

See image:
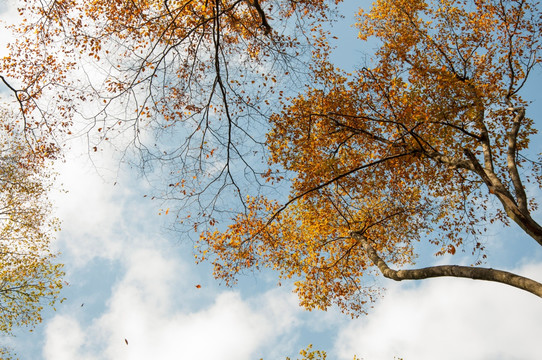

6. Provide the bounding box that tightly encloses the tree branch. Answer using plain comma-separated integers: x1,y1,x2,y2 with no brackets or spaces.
476,106,496,174
266,151,418,226
248,0,272,34
424,150,474,170
463,148,542,245
507,106,528,212
351,232,542,298
0,75,28,131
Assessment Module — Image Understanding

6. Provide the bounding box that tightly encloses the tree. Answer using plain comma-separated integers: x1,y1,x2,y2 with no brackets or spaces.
0,108,64,356
3,0,542,319
201,0,542,315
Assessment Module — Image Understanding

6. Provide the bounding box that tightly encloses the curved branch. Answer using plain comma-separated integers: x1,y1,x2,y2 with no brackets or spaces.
507,106,528,212
0,75,28,130
351,232,542,298
249,0,272,34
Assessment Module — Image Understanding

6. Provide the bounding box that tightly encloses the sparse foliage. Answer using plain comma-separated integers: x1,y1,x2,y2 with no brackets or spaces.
286,344,328,360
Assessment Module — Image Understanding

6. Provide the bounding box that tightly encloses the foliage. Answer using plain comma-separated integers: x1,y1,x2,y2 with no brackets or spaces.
3,0,542,322
201,0,542,315
280,344,363,360
0,109,64,354
285,344,328,360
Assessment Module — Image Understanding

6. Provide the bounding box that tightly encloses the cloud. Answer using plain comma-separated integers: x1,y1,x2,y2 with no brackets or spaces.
95,291,283,360
41,128,307,360
50,143,127,264
43,315,93,360
334,263,542,360
43,241,304,360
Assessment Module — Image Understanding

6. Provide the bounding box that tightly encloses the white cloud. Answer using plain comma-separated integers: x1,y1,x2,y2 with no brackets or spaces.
43,241,304,360
41,126,307,360
50,143,127,264
334,263,542,360
43,315,93,360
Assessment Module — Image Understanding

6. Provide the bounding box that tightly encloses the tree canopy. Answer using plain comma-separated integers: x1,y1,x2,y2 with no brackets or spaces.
203,0,542,314
0,108,64,356
2,0,542,319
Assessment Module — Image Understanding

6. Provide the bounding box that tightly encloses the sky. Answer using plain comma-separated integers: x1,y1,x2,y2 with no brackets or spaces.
1,0,542,359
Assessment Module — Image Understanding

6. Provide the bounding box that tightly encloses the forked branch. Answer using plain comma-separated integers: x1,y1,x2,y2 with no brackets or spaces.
351,232,542,298
248,0,272,34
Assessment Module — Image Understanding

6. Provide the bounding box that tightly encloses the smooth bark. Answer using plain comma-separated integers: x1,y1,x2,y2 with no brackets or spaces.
352,232,542,298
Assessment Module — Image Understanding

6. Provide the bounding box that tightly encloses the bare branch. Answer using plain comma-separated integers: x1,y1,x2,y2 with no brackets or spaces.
351,232,542,298
507,106,528,212
248,0,272,34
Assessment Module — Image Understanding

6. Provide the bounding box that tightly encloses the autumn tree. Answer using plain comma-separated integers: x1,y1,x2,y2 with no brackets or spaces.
3,0,542,317
201,0,542,314
198,0,542,314
0,108,64,356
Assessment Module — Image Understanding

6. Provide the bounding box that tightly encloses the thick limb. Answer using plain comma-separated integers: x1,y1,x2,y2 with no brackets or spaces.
351,232,542,298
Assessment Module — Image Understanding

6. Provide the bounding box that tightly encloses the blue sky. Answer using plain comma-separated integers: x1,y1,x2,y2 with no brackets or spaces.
1,0,542,359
